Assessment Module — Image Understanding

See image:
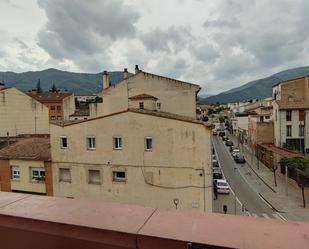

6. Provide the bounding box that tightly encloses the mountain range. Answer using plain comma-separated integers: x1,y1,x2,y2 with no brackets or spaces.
203,66,309,104
1,66,309,102
0,68,125,93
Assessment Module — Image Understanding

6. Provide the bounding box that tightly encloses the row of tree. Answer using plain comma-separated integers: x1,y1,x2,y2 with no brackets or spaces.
279,157,309,207
35,79,63,93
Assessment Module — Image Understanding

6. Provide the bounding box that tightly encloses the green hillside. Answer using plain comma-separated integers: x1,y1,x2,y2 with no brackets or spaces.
203,66,309,104
0,68,126,93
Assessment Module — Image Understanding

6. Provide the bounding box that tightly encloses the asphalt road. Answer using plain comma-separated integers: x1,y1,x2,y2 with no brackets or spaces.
212,136,283,219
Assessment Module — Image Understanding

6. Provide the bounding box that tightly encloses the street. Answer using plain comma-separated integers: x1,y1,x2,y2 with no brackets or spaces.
212,136,286,220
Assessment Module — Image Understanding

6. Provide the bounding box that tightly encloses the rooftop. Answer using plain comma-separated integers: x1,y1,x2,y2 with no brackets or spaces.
27,91,72,102
259,143,303,158
0,192,308,249
52,108,213,128
275,100,309,110
128,93,158,101
69,109,90,117
0,137,51,161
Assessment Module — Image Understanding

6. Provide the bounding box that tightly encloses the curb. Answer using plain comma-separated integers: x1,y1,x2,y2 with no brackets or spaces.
228,135,276,193
245,159,276,193
258,193,287,214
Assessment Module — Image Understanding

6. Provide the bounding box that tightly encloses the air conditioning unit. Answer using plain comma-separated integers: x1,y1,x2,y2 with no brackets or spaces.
300,121,305,125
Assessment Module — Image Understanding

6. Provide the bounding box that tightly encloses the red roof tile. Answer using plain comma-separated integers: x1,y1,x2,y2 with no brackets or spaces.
27,92,72,102
260,143,303,157
0,137,51,161
129,94,158,100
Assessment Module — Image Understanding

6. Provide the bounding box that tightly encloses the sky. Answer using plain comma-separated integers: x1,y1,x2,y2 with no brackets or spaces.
0,0,309,95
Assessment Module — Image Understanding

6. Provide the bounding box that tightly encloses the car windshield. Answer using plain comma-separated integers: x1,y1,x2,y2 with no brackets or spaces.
238,155,244,159
217,182,228,187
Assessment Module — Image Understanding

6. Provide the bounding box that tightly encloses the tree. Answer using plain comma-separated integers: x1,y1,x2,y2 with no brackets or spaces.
280,157,309,207
202,116,209,122
219,116,225,124
50,83,57,92
36,79,42,93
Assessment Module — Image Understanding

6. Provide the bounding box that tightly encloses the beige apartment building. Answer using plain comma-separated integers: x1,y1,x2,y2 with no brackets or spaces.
89,66,200,119
51,110,212,212
273,76,309,155
0,136,53,195
0,87,49,138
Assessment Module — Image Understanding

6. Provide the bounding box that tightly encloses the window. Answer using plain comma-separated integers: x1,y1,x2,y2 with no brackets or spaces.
287,125,292,137
145,137,153,151
87,136,96,150
60,136,67,148
88,170,101,184
157,102,161,110
31,168,45,182
11,166,20,180
51,116,56,120
59,168,71,182
265,116,270,119
57,106,62,111
286,110,292,121
275,110,278,121
299,125,305,137
299,110,305,121
50,106,55,110
139,102,144,109
113,171,126,182
113,136,122,150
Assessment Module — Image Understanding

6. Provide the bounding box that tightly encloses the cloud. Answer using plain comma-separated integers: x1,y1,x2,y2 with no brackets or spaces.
140,26,192,53
37,0,139,70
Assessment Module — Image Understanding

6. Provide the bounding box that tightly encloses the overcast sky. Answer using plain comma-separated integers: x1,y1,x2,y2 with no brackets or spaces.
0,0,308,95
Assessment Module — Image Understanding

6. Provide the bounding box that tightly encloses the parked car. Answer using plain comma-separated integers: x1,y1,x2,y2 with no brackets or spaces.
222,136,229,141
212,159,220,168
235,154,246,163
231,148,240,158
212,130,218,136
213,168,223,179
214,179,230,194
229,146,238,152
218,131,225,137
225,140,234,146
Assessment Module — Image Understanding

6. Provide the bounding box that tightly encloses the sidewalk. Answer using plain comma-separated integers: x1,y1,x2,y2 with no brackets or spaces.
228,134,309,222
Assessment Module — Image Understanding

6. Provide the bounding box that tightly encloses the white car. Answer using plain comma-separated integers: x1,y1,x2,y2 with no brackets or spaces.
231,149,240,158
214,179,230,194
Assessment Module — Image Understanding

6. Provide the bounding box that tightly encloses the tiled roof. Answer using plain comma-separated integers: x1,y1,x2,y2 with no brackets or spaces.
259,143,303,158
0,137,51,161
129,94,158,101
276,100,309,110
27,92,72,102
53,109,213,128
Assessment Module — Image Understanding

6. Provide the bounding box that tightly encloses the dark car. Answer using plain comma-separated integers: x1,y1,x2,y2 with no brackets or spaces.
212,160,219,168
222,136,229,141
213,168,223,179
219,131,225,137
225,140,234,146
235,154,246,163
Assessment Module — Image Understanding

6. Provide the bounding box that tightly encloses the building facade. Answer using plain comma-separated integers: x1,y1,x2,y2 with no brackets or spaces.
0,137,53,195
273,76,309,155
27,91,75,121
50,109,212,212
0,87,49,137
248,115,274,151
90,66,200,119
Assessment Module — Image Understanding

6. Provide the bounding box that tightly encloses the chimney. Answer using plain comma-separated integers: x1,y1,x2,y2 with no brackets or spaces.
135,65,140,74
103,70,110,89
123,68,129,79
